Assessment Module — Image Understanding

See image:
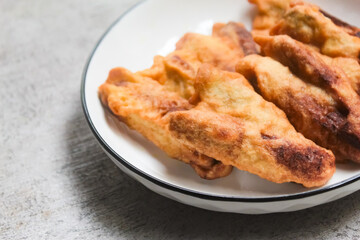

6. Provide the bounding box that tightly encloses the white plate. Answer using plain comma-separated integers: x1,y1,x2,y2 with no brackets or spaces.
81,0,360,214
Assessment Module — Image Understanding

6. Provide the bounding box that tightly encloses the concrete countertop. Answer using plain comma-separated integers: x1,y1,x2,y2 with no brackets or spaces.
1,0,360,239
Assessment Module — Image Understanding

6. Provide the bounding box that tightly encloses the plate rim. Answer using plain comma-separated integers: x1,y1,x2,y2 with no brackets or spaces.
81,0,360,203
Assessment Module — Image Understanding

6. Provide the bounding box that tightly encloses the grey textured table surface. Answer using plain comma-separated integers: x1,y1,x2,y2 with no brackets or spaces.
1,0,360,239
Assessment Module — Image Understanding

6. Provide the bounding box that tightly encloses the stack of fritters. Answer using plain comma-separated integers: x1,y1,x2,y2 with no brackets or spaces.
98,0,360,188
169,64,334,187
100,22,257,180
99,21,338,187
243,0,360,163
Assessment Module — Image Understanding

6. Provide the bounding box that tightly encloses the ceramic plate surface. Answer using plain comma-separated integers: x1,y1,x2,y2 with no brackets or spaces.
82,0,360,214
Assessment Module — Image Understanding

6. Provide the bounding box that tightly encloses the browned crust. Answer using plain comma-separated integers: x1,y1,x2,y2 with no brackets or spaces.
319,9,360,38
169,107,335,187
212,22,259,56
284,91,360,159
269,3,360,60
250,0,360,39
271,144,335,182
255,35,360,142
184,64,334,187
165,55,196,80
236,54,360,162
169,110,245,156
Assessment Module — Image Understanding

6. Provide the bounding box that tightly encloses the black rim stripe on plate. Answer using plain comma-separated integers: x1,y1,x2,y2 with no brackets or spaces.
81,0,360,202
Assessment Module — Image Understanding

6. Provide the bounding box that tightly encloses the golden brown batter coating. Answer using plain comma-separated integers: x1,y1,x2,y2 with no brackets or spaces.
212,22,259,56
99,22,258,179
319,9,360,37
169,64,335,187
270,3,360,59
251,0,360,55
237,53,360,162
138,34,241,99
99,67,232,179
320,56,360,96
138,22,257,99
249,0,292,34
98,20,341,187
254,35,360,133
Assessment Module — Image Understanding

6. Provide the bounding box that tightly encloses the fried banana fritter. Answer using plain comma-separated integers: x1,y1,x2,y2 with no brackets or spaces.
254,35,360,129
270,2,360,59
99,20,341,186
99,67,232,179
237,37,360,162
99,22,258,179
139,22,258,99
168,64,335,187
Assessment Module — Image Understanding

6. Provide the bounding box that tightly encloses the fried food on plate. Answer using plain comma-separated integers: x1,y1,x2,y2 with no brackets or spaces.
138,22,258,99
99,67,232,179
269,2,360,59
168,64,335,187
237,36,360,162
98,22,258,179
254,35,360,125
